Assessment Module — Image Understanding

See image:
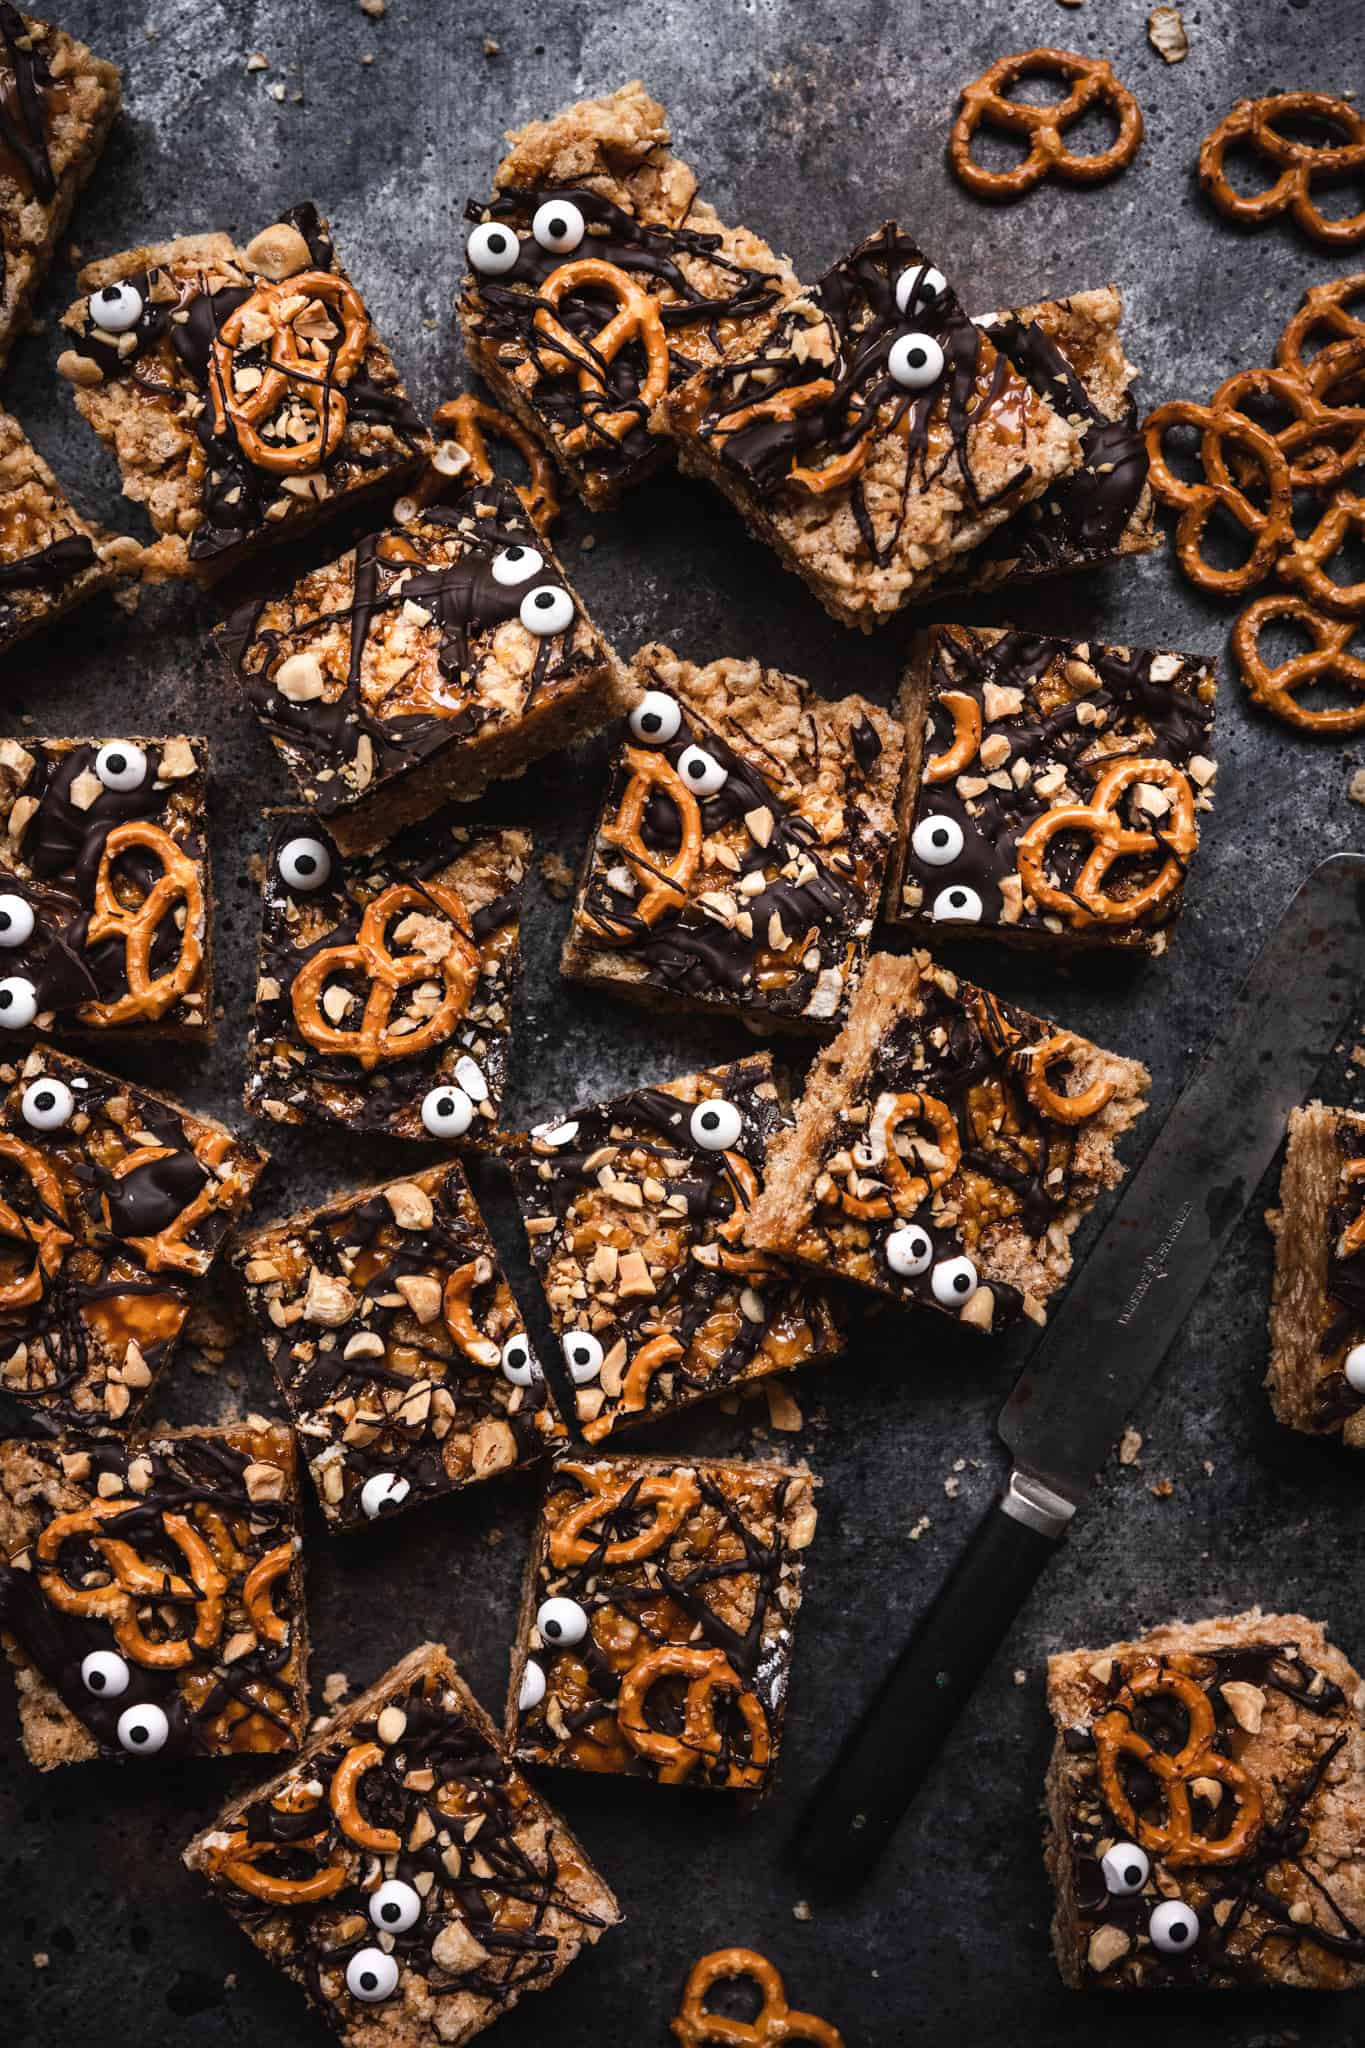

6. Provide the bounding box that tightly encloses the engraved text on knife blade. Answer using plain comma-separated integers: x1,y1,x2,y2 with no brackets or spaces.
1115,1200,1193,1327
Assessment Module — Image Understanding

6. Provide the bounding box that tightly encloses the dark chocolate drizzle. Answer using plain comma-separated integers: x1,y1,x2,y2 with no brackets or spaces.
0,5,56,203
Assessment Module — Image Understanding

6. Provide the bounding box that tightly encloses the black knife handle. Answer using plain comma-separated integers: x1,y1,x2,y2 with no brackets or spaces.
791,1485,1067,1897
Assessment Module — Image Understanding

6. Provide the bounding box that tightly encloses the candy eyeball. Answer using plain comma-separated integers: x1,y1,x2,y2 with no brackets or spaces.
346,1949,400,2003
500,1334,536,1386
90,280,144,333
629,690,683,746
491,543,543,587
520,584,575,636
536,1595,589,1648
931,884,983,925
420,1084,473,1140
369,1880,422,1934
0,894,33,949
889,331,947,391
81,1649,131,1698
911,815,964,867
930,1254,978,1308
466,221,520,276
562,1330,603,1383
895,264,948,317
690,1097,742,1151
117,1701,169,1754
95,742,148,793
359,1471,411,1520
885,1224,933,1277
22,1077,75,1130
1344,1342,1365,1393
1101,1842,1150,1896
677,744,727,797
277,835,331,892
1149,1899,1199,1954
0,976,37,1029
532,198,586,255
519,1658,547,1712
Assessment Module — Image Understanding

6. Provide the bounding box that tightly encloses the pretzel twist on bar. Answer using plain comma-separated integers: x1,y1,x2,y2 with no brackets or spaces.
0,1133,71,1307
1095,1662,1264,1866
78,822,205,1027
617,1642,770,1786
328,1739,400,1851
290,881,480,1072
833,1090,959,1221
210,272,370,473
36,1497,227,1666
521,258,669,454
442,1256,515,1368
949,50,1143,201
106,1126,239,1276
925,690,984,784
595,747,703,931
548,1463,702,1567
1015,757,1197,929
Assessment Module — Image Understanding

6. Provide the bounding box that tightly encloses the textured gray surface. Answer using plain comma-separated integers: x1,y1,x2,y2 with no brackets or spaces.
2,0,1365,2042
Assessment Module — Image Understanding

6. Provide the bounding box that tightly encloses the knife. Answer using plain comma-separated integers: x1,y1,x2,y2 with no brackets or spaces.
791,851,1365,1896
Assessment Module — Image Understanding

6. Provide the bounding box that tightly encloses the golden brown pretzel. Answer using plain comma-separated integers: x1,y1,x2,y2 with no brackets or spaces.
949,50,1144,201
1144,400,1295,595
1340,1158,1365,1257
1094,1661,1264,1866
1280,487,1365,616
832,1090,960,1221
522,257,670,453
705,376,887,497
672,1949,845,2047
0,1133,71,1308
1277,273,1365,383
1015,757,1197,930
78,822,205,1028
1210,351,1365,493
328,1739,400,1852
400,394,561,531
924,689,984,783
36,1497,227,1667
290,881,480,1073
548,1462,701,1568
1199,94,1365,248
241,1542,293,1647
105,1127,238,1277
442,1256,519,1368
209,271,370,473
207,1827,346,1906
617,1642,770,1786
1233,592,1365,733
594,746,703,932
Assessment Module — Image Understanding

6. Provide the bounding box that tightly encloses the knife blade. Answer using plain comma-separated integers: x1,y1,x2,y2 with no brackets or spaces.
791,852,1365,1896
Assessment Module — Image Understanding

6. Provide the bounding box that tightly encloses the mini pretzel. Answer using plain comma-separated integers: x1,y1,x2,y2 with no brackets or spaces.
0,1133,71,1308
523,257,669,453
1016,756,1197,930
210,271,370,474
78,822,205,1028
707,376,885,497
328,1739,400,1852
106,1127,238,1276
1233,592,1365,733
1199,95,1365,248
973,994,1116,1125
548,1463,701,1568
617,1643,770,1787
1340,1159,1365,1257
672,1949,845,2048
924,690,983,784
430,395,559,529
1094,1661,1264,1866
290,881,480,1072
1143,400,1295,595
1210,352,1365,493
442,1256,514,1368
834,1090,959,1220
949,50,1144,201
242,1542,293,1647
617,1332,686,1418
208,1827,346,1906
1280,487,1365,616
37,1497,226,1667
1277,273,1365,384
596,747,703,931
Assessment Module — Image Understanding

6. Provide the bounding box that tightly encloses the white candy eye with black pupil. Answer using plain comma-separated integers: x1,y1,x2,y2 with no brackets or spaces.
1344,1342,1365,1392
420,1084,473,1140
520,585,575,636
0,976,37,1028
931,1254,978,1307
91,281,144,332
889,332,946,390
278,835,331,892
911,815,964,867
346,1949,399,2003
677,744,727,796
895,264,948,317
95,742,147,792
537,1595,589,1647
501,1334,536,1386
563,1330,603,1383
629,690,683,745
1149,1900,1199,1954
117,1701,169,1754
931,884,983,925
0,894,33,947
466,221,520,276
690,1098,742,1150
491,544,543,587
1101,1842,1150,1896
369,1879,422,1933
359,1470,410,1519
519,1658,547,1711
22,1077,74,1130
532,198,585,254
81,1649,131,1698
885,1224,933,1277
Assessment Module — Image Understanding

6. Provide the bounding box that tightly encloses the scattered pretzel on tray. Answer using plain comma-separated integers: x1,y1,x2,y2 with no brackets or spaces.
948,49,1144,201
672,1948,845,2047
1199,93,1365,249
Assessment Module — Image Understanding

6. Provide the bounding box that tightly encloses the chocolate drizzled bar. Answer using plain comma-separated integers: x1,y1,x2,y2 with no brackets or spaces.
510,1053,842,1442
510,1452,817,1794
185,1641,620,2045
0,1420,308,1769
217,480,625,853
561,643,902,1032
1045,1610,1365,1989
235,1159,566,1531
746,952,1149,1333
58,204,429,583
1267,1102,1365,1449
0,1045,267,1433
887,625,1218,953
0,410,129,652
459,80,797,510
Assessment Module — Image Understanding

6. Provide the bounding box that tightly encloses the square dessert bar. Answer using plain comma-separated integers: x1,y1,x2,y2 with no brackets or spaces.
746,951,1148,1333
235,1159,566,1531
953,286,1158,591
0,1045,267,1433
217,478,625,852
1045,1609,1365,1990
561,643,902,1032
511,1052,842,1442
246,813,525,1141
0,10,120,370
460,80,796,510
0,409,128,652
58,203,430,583
510,1452,816,1792
0,732,211,1040
666,225,1083,630
185,1641,620,2045
0,1419,307,1768
1267,1102,1365,1450
887,625,1217,952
